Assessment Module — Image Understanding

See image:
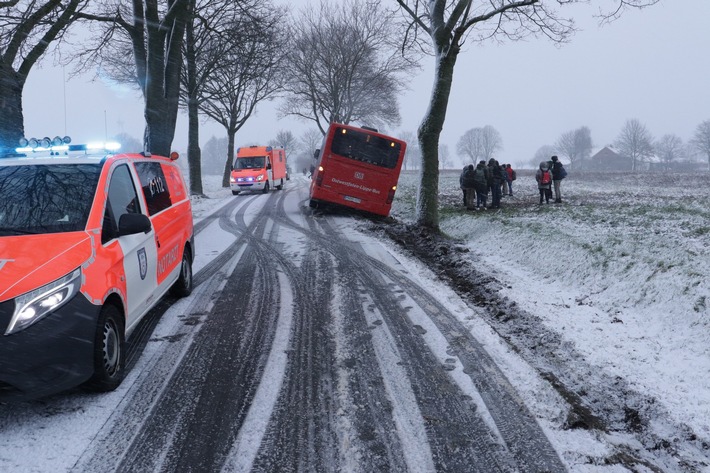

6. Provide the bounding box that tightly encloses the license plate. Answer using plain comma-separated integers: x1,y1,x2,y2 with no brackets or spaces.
343,195,361,203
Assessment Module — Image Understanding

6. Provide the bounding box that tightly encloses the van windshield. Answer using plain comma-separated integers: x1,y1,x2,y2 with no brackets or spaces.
234,157,266,170
0,163,102,235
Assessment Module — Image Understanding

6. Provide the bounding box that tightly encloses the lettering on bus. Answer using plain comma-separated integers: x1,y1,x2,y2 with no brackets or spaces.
157,244,180,276
330,177,381,195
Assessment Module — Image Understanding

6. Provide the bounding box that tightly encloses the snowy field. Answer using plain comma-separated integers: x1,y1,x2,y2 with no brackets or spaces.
389,168,710,457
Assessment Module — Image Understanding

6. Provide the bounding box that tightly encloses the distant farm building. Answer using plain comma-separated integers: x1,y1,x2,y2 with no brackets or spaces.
588,146,632,171
587,146,703,172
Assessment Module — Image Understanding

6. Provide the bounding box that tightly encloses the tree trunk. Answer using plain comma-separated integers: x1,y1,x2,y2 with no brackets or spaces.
144,99,174,157
222,130,236,187
416,51,458,230
185,12,203,196
187,97,203,195
0,65,25,152
142,0,188,157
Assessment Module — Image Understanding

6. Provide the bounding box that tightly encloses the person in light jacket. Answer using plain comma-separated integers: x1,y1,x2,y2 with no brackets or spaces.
535,161,553,204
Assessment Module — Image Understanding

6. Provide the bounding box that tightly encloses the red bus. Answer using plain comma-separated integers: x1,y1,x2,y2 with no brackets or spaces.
309,123,407,217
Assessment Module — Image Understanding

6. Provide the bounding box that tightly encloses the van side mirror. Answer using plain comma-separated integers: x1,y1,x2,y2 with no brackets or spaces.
118,213,152,236
313,149,320,159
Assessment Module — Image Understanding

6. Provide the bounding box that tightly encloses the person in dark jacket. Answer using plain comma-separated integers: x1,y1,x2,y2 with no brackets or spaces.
460,164,477,210
550,155,565,203
473,160,489,209
459,165,468,206
487,158,502,209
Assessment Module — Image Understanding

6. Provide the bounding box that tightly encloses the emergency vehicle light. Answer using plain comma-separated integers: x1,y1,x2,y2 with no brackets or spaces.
15,135,72,153
86,141,121,151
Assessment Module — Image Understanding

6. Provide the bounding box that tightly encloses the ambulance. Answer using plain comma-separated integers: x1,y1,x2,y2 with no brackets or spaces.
229,145,288,195
0,137,194,400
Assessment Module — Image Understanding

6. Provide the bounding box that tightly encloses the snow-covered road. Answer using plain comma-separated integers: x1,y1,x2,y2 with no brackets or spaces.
0,177,571,472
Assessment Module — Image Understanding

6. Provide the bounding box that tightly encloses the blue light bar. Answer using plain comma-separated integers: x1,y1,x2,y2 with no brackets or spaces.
15,136,121,154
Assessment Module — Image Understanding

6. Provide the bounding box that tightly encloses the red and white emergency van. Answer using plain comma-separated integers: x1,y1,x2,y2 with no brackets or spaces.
229,145,288,195
0,137,194,400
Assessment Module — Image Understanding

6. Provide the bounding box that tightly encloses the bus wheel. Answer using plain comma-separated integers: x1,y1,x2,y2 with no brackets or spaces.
276,179,284,190
232,190,240,196
84,305,125,392
262,181,270,193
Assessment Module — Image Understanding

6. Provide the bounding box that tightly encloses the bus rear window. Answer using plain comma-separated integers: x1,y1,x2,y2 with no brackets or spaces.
331,127,402,169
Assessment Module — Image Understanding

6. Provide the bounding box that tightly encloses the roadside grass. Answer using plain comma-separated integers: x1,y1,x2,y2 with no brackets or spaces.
391,169,710,323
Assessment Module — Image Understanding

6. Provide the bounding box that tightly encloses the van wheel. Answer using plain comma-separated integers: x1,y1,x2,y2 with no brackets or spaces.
84,305,125,392
309,199,318,209
170,246,193,297
276,179,284,190
232,190,240,196
262,181,270,193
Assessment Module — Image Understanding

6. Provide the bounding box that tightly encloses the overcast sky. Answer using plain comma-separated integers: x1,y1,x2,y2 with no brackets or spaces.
22,0,710,167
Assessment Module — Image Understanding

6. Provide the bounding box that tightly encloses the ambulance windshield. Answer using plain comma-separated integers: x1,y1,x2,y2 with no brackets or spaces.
234,157,266,170
0,163,102,235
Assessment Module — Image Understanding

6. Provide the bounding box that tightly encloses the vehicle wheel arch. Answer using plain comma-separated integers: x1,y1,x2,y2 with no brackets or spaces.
170,242,193,297
83,299,126,392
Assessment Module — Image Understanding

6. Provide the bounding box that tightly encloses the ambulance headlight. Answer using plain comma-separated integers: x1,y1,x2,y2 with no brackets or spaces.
5,268,82,335
256,174,264,181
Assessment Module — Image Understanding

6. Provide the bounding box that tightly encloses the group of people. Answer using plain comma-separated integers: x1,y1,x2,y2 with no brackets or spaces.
535,155,566,204
459,155,566,210
459,159,515,210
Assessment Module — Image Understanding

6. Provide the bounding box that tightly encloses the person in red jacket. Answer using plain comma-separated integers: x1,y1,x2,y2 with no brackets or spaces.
536,161,553,204
504,164,515,196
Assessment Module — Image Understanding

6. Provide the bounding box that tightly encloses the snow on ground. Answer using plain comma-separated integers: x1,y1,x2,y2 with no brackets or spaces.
389,168,710,449
1,171,706,472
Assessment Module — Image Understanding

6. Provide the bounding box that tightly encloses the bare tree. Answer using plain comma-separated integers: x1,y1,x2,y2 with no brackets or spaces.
438,143,452,169
272,130,300,155
395,0,658,229
456,126,502,164
456,129,483,163
0,1,86,152
556,126,592,169
532,144,557,168
298,128,323,173
690,119,710,171
181,0,248,195
77,1,190,157
202,135,228,175
655,134,684,170
614,118,654,171
281,0,417,135
195,3,286,187
398,130,420,171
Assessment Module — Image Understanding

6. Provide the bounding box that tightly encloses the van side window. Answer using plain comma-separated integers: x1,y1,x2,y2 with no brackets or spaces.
102,164,141,244
135,162,172,215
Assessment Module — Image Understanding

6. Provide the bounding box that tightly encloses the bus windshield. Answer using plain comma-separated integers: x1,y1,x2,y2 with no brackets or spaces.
331,127,402,169
234,157,266,170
